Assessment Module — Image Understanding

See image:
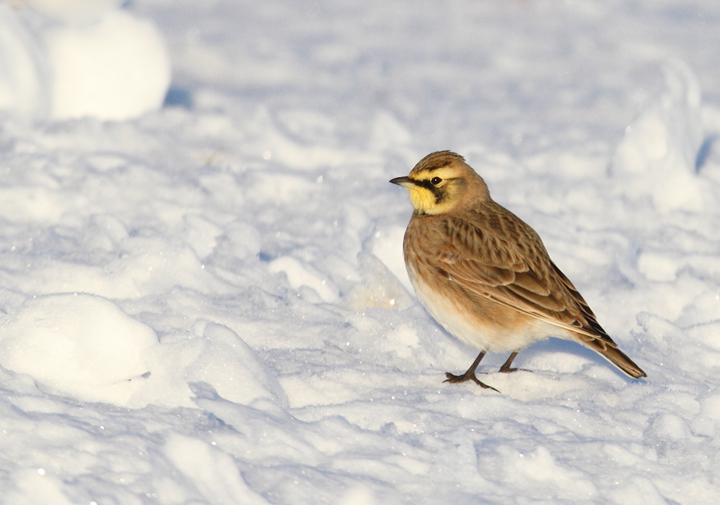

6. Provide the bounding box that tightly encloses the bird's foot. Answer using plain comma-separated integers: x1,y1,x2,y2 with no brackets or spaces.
498,366,532,374
444,371,500,393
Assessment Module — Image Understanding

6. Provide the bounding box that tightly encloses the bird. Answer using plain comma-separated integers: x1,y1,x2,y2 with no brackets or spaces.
390,150,646,391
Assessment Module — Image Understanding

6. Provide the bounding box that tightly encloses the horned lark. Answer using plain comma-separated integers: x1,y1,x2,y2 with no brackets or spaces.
391,151,646,390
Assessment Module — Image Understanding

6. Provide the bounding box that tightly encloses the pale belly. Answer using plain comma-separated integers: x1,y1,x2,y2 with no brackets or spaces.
408,266,556,353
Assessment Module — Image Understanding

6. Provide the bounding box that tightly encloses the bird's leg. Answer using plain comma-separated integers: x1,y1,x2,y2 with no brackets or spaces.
444,351,499,392
498,351,532,373
498,351,519,373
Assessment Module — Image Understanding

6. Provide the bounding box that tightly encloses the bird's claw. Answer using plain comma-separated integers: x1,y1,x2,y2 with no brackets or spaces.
444,371,500,393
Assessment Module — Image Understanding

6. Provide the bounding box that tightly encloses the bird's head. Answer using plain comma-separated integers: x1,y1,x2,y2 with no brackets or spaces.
390,151,490,215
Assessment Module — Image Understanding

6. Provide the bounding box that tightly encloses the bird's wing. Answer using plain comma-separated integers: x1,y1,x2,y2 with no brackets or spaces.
431,214,616,346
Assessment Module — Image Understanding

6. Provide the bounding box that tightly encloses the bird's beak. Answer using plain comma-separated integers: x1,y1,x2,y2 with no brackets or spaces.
389,176,415,188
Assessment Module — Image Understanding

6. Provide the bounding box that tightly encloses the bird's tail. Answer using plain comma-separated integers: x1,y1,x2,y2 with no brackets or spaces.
579,337,647,379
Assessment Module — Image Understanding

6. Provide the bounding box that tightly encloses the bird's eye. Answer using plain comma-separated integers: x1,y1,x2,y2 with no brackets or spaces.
431,177,442,185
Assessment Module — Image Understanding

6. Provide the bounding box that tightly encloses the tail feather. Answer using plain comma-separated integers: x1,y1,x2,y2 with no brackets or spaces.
579,337,647,379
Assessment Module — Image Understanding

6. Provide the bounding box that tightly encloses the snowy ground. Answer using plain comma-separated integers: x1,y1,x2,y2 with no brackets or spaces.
1,0,720,503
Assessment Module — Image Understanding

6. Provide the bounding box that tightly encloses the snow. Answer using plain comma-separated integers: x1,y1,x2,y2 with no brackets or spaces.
1,0,720,503
0,293,158,405
45,9,171,120
0,1,169,120
613,60,706,212
27,1,123,26
0,5,49,117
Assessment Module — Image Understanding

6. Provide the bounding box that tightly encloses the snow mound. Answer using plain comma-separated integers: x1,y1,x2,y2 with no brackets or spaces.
0,293,157,405
0,295,285,409
613,60,706,212
164,434,272,505
46,9,171,120
0,5,170,120
138,321,288,409
0,5,50,117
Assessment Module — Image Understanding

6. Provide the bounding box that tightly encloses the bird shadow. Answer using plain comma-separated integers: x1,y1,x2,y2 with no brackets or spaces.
497,338,643,382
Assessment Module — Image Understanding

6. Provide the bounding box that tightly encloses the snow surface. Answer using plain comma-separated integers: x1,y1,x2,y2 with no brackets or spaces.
0,2,170,120
1,0,720,503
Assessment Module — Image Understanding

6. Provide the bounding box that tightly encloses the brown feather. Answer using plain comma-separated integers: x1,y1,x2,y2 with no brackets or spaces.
394,150,646,380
